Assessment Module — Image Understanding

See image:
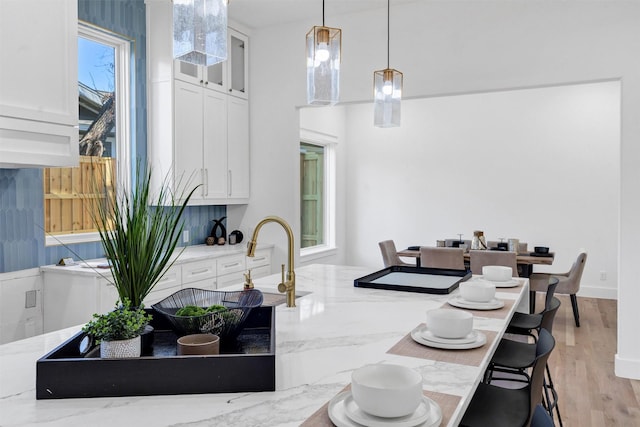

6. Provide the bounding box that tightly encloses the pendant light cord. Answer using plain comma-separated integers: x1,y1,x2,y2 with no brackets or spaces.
387,0,390,69
323,0,325,26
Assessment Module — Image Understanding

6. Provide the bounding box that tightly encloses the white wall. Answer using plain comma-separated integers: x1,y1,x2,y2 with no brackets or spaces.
240,1,640,378
344,81,619,300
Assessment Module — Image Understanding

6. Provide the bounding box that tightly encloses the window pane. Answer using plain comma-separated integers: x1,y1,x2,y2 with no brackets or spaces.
44,32,118,237
300,142,324,248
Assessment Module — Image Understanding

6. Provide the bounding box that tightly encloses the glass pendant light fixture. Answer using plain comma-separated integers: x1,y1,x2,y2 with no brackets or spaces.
374,0,403,127
306,0,341,105
173,0,228,66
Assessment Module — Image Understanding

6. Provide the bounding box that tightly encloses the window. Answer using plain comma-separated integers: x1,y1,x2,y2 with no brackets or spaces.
44,23,131,246
300,130,336,255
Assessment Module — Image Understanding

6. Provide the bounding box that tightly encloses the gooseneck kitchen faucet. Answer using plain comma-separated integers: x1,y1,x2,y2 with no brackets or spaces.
246,216,296,307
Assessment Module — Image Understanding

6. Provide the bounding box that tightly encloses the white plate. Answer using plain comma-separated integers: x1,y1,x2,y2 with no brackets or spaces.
475,276,520,288
328,391,443,427
421,328,478,345
411,326,487,350
447,295,505,310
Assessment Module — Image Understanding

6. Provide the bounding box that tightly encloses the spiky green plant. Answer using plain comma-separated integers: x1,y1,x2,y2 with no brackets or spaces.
93,163,198,308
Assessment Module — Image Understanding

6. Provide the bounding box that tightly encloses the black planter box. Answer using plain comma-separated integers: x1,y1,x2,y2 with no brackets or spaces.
354,266,471,294
36,306,275,399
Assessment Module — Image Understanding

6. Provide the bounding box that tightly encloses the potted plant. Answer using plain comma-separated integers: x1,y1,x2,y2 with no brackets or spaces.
92,163,198,308
82,298,152,358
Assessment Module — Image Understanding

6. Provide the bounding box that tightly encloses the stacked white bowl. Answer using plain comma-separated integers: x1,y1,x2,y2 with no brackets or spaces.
351,364,423,418
482,265,513,282
426,309,473,338
459,281,496,302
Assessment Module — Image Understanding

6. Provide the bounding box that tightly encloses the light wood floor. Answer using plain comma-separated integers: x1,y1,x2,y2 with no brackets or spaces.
537,294,640,426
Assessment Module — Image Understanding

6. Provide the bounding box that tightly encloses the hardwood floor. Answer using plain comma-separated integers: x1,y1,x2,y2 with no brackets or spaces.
540,294,640,426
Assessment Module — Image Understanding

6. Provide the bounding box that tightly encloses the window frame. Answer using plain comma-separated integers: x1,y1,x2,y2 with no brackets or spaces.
45,22,132,246
300,129,336,259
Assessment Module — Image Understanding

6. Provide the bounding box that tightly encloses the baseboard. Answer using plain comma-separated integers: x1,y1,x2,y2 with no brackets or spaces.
615,354,640,380
577,285,617,300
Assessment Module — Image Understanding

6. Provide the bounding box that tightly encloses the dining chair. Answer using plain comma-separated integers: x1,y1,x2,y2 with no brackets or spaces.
459,328,556,427
507,277,559,338
529,251,587,327
419,247,466,270
469,250,519,276
378,240,413,267
488,297,563,426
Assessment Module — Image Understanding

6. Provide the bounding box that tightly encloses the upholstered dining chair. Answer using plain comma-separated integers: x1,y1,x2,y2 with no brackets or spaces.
419,247,466,270
529,251,587,327
460,329,556,427
378,240,413,267
469,250,519,276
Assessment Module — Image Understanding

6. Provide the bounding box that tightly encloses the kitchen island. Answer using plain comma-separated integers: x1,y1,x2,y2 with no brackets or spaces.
0,264,528,426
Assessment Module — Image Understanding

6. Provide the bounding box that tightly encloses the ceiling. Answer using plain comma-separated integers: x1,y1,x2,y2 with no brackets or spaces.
228,0,418,30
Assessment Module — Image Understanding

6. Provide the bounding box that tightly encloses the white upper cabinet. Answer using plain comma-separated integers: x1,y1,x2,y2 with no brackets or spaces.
147,0,249,205
173,28,248,100
0,0,79,168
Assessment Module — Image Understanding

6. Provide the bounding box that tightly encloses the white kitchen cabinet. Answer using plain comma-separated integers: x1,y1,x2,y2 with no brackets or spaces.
0,0,79,168
0,269,43,344
246,248,272,279
174,28,248,100
182,259,217,291
38,245,272,335
146,0,249,205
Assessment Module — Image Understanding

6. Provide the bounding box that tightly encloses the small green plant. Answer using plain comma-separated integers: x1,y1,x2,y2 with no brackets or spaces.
82,298,152,343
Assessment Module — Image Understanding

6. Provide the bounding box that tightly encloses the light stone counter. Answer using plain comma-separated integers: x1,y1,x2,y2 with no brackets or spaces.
0,264,528,427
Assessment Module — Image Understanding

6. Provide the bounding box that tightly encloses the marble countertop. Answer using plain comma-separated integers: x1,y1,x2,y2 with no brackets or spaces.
0,264,528,427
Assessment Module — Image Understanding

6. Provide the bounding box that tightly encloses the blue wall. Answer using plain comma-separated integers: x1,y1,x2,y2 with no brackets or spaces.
0,0,226,273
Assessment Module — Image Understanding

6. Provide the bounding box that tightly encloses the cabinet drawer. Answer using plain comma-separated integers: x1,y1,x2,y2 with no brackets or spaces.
152,266,182,292
250,264,272,280
217,271,245,289
182,259,216,285
246,249,271,269
217,254,245,276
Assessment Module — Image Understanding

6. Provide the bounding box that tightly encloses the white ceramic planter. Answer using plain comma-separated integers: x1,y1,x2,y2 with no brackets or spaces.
100,335,141,358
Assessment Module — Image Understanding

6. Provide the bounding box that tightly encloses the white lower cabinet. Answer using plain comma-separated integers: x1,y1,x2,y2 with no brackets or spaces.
39,247,272,334
182,259,217,291
0,269,43,344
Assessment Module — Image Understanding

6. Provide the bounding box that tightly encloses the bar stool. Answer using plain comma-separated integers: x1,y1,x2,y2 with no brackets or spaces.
460,329,556,427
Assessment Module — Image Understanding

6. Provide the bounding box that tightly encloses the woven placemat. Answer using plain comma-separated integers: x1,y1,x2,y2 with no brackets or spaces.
443,297,515,319
300,384,460,427
386,324,498,367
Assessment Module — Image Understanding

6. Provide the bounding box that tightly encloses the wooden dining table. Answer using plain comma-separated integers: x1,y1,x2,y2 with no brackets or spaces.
397,247,555,275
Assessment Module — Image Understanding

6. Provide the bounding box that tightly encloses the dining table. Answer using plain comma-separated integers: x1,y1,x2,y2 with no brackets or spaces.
397,247,555,276
0,264,530,427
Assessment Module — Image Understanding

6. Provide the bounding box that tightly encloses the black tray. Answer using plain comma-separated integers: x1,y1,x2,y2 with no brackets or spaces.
354,266,471,294
36,306,275,399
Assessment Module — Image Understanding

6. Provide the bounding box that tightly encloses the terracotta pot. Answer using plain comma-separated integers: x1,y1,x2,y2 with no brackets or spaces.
100,335,141,358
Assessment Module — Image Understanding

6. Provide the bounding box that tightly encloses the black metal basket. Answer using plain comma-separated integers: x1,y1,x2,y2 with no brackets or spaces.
152,288,264,339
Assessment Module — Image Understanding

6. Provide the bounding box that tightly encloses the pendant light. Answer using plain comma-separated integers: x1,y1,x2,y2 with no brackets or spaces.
374,0,403,127
306,0,341,105
173,0,228,66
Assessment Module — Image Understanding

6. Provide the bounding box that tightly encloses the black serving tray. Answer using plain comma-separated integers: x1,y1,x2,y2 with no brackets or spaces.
36,306,275,399
354,266,471,294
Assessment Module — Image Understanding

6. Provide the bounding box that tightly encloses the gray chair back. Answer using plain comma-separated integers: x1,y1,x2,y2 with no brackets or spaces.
469,250,519,276
378,240,411,267
419,247,465,270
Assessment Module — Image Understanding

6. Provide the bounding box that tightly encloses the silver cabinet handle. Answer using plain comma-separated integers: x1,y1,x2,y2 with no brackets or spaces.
204,168,209,196
189,268,210,276
228,170,232,196
250,256,266,262
222,262,241,268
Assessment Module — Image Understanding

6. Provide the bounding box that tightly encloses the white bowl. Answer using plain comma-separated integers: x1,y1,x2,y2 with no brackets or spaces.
482,265,513,282
351,364,423,418
460,281,496,303
426,308,473,339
